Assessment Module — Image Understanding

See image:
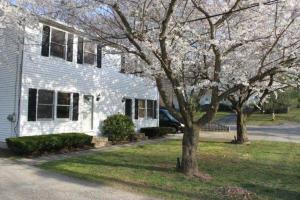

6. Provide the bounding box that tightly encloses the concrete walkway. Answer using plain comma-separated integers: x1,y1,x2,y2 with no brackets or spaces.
0,140,164,200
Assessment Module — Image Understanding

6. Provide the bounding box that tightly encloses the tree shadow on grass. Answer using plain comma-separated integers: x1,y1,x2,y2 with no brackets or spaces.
242,183,300,200
37,166,213,200
62,156,177,173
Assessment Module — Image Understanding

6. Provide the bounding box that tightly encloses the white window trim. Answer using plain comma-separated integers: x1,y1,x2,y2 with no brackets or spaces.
137,99,147,119
43,24,73,62
30,88,79,122
56,92,73,121
136,99,158,120
81,38,97,66
147,100,155,119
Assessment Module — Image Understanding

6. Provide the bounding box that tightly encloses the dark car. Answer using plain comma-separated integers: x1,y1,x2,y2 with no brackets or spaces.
159,108,184,133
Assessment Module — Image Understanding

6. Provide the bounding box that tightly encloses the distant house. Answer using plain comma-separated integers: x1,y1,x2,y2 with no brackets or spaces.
0,15,159,144
159,78,217,110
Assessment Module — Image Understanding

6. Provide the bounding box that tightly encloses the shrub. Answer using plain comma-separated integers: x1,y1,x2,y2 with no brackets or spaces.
102,114,135,142
140,127,175,138
6,133,93,156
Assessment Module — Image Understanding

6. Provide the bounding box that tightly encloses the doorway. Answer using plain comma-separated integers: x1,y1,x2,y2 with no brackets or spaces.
83,95,94,131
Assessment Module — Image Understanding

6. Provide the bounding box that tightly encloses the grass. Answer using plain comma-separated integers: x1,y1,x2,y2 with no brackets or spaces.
40,140,300,200
247,108,300,126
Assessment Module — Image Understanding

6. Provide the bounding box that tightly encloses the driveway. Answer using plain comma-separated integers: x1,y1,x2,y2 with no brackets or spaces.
0,158,156,200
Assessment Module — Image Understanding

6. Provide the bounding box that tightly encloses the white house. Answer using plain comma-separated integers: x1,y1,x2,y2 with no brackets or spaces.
0,16,159,145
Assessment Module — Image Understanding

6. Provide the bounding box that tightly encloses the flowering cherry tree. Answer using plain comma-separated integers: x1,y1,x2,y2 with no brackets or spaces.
6,0,300,176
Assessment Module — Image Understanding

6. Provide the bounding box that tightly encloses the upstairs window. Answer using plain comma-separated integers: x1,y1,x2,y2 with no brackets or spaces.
41,25,73,62
84,41,96,65
77,38,102,67
57,92,71,119
50,29,66,59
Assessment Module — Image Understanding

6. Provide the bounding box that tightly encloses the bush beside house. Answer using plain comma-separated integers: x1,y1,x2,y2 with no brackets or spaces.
6,133,93,155
102,114,135,142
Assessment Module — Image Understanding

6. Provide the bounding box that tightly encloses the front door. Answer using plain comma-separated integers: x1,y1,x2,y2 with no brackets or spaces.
83,95,94,131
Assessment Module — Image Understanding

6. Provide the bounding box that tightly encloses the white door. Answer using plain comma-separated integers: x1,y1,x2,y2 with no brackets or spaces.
83,95,94,131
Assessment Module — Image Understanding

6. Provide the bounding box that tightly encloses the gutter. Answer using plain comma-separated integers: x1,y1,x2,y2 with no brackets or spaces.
13,25,25,137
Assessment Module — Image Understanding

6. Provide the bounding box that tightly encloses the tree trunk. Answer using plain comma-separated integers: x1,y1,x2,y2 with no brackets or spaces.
181,125,199,176
236,109,248,144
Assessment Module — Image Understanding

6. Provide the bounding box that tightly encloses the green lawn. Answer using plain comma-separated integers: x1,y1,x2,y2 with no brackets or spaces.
247,108,300,126
40,140,300,200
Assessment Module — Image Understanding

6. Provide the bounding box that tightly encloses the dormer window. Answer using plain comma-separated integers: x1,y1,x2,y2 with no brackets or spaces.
41,25,73,62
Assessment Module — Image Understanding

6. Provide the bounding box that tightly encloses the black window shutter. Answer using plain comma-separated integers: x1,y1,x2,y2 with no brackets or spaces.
72,93,79,121
41,25,50,57
135,99,139,119
77,37,83,64
125,99,132,118
28,89,37,121
154,100,157,119
67,34,74,62
97,45,102,68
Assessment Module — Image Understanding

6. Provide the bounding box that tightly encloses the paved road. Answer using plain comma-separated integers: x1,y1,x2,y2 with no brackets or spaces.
215,114,300,142
0,158,156,200
229,124,300,143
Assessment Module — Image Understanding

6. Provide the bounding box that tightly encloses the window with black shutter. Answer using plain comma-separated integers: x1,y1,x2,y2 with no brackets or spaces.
77,37,84,64
57,92,71,119
50,29,66,59
154,100,157,119
125,99,132,118
28,89,37,121
67,34,73,62
37,90,54,120
97,45,102,68
41,25,50,57
72,93,79,121
147,100,154,119
83,41,96,65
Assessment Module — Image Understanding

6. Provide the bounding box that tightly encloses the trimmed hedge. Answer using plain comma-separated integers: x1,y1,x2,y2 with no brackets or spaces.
140,127,175,138
6,133,93,156
102,114,135,142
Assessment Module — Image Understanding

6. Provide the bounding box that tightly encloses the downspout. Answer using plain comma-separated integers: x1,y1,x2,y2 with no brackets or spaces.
13,25,25,137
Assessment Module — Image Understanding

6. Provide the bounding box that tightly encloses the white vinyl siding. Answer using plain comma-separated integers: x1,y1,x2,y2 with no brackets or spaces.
0,26,20,141
16,22,159,137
